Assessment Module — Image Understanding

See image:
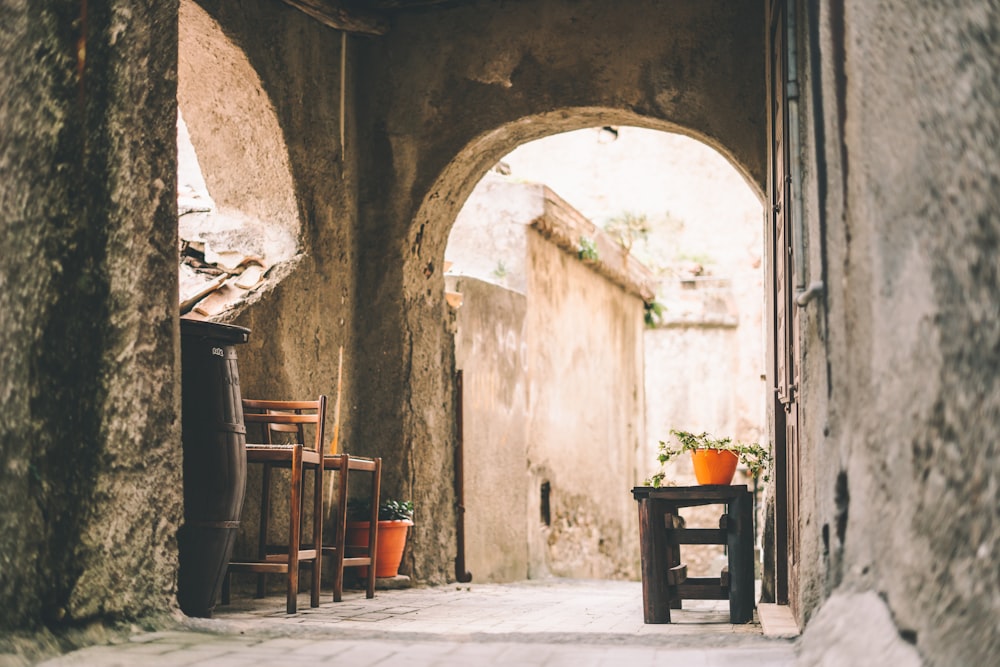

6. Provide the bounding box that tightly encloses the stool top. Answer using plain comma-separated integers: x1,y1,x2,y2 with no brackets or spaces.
632,485,749,501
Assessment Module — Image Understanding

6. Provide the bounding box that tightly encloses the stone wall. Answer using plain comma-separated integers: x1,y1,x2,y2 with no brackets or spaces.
0,0,181,635
795,1,1000,665
451,278,530,582
449,179,650,581
524,228,646,580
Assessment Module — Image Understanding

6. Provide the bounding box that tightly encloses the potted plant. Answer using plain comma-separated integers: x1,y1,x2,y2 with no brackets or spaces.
646,429,771,487
346,499,414,578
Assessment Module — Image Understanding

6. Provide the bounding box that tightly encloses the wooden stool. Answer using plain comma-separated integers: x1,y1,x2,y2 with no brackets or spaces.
632,485,755,623
322,453,381,601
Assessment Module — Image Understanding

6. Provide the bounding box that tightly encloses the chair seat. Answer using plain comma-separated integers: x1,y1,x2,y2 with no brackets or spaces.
245,445,322,465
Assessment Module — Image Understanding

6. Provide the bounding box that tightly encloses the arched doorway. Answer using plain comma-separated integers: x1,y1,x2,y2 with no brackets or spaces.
445,126,766,583
358,110,766,587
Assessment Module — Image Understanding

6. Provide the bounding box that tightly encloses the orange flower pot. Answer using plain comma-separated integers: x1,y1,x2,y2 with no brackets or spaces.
691,449,739,485
346,520,413,578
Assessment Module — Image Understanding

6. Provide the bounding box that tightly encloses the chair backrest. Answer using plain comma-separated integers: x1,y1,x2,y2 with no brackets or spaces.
242,397,327,453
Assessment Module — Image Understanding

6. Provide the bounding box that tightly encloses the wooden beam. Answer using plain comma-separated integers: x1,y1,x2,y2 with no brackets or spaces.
666,563,688,586
668,528,727,545
371,0,459,8
280,0,389,35
676,579,729,600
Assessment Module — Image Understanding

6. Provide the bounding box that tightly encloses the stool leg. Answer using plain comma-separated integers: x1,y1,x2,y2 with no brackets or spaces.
311,462,323,608
367,458,381,599
637,497,671,623
333,457,349,602
666,505,682,609
727,490,755,623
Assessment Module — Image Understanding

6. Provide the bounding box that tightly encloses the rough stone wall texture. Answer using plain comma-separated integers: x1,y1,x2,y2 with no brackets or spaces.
797,1,1000,665
0,0,181,633
355,0,765,584
524,229,645,580
451,277,530,582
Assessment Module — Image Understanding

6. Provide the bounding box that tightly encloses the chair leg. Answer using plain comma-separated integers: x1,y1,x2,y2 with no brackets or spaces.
256,463,272,599
221,569,231,605
367,458,382,599
311,462,323,608
287,446,303,614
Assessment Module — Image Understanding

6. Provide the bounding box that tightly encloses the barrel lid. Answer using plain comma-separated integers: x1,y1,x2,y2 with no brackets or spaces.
180,318,251,344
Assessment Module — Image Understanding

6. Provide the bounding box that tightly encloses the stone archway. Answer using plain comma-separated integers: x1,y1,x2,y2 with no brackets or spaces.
350,0,768,583
370,117,765,585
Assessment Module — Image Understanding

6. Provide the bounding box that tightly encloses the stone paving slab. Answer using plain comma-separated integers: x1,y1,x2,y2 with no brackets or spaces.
34,579,797,666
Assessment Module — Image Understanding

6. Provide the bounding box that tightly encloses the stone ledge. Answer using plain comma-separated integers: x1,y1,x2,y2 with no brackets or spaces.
346,574,413,591
757,603,800,638
530,186,657,301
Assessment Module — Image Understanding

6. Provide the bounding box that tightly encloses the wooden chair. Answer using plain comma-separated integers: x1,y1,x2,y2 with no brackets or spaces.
319,347,382,602
223,397,326,614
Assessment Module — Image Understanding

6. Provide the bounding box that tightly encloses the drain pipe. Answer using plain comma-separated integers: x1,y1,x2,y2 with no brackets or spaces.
787,0,825,307
454,370,473,583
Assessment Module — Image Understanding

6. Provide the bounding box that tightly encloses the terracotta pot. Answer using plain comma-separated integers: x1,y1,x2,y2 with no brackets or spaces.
346,519,413,578
691,449,739,485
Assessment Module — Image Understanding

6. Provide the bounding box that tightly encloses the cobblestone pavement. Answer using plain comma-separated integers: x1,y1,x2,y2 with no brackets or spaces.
38,580,797,666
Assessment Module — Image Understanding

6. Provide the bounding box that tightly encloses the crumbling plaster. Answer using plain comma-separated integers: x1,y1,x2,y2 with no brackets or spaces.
353,0,766,583
178,0,299,245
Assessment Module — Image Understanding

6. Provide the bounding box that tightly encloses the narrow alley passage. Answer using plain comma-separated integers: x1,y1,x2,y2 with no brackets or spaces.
38,580,796,666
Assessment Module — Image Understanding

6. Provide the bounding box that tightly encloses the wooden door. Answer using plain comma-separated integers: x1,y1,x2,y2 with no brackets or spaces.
767,0,800,609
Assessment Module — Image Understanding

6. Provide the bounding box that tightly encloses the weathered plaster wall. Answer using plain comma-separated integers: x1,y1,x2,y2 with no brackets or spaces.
355,0,766,583
0,0,181,638
451,277,530,582
524,228,646,580
177,0,300,274
178,0,298,241
796,1,1000,665
448,179,648,581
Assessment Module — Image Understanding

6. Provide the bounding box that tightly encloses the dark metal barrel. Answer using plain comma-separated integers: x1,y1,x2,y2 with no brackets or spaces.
177,318,250,617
